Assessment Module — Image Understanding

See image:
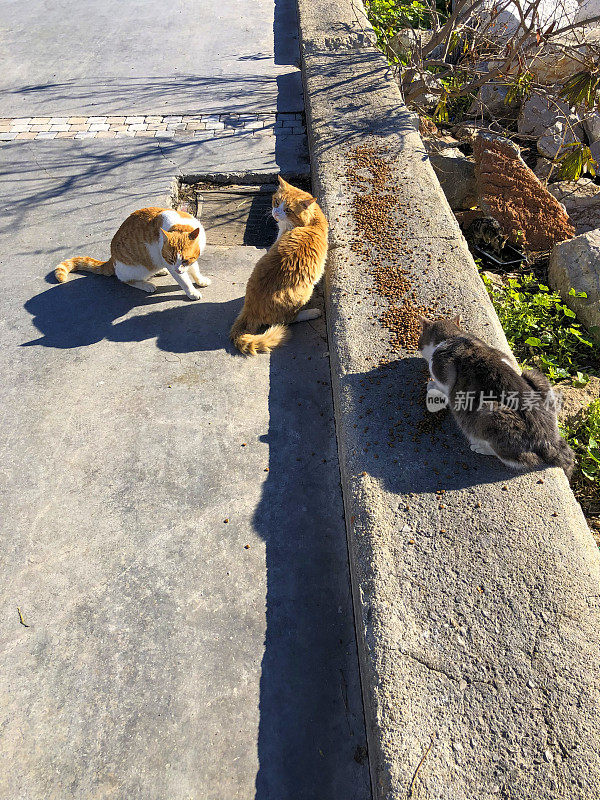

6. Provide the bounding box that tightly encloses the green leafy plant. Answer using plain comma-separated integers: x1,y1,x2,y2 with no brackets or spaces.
504,71,533,106
559,70,600,110
557,143,598,181
432,70,473,121
365,0,430,50
561,400,600,484
480,272,594,382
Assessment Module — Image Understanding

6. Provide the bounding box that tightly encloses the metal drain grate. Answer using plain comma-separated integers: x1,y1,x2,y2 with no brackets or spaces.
178,184,278,248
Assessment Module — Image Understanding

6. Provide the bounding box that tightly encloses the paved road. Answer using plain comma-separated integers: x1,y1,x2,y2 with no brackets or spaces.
0,3,369,799
0,0,303,117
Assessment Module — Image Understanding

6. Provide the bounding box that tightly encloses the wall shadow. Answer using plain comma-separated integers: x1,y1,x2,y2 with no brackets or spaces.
253,5,370,798
253,340,370,800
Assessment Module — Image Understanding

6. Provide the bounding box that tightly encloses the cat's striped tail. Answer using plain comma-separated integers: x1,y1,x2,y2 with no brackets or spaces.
55,256,114,283
229,316,289,355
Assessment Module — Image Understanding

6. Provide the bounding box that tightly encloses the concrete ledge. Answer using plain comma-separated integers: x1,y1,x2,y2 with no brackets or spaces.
297,1,600,798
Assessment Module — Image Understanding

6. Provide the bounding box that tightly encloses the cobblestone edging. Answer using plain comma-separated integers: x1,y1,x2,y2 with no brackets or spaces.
0,112,305,141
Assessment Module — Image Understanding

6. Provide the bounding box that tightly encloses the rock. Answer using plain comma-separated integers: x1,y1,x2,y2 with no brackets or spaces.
537,121,581,159
527,29,600,85
428,151,477,210
401,67,443,109
591,139,600,165
533,157,560,183
518,93,583,140
471,0,581,38
423,135,462,155
419,116,438,137
473,134,576,250
468,84,519,120
452,122,489,144
387,28,433,61
556,376,600,427
583,112,600,144
482,270,505,288
548,179,600,234
549,229,600,340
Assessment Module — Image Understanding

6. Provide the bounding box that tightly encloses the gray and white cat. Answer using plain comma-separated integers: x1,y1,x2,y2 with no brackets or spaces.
418,316,574,477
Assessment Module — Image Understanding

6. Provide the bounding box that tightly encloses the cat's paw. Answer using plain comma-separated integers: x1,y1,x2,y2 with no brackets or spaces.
138,281,157,293
154,268,169,277
470,443,494,456
194,274,211,288
186,289,202,301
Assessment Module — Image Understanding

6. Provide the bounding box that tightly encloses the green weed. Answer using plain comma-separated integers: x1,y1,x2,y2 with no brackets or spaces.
561,400,600,484
480,272,595,382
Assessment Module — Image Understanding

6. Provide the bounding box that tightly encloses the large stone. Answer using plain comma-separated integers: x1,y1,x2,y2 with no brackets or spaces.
452,121,490,144
474,134,575,249
428,151,478,209
549,178,600,233
386,28,433,61
533,157,561,183
468,83,519,120
584,111,600,143
527,29,600,85
549,229,600,339
423,138,478,209
401,67,443,108
537,122,581,159
472,0,580,37
518,93,582,140
575,0,600,26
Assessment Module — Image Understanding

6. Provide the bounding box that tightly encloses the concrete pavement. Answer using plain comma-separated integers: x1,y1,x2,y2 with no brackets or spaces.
0,0,303,117
0,2,368,798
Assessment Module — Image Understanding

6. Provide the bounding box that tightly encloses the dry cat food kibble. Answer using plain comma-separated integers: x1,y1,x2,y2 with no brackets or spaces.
345,144,437,355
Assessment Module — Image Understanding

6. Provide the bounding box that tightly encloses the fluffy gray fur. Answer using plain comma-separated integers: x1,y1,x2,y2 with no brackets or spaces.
419,316,575,478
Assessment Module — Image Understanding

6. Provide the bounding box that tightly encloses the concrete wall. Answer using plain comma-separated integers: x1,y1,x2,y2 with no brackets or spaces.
296,1,600,798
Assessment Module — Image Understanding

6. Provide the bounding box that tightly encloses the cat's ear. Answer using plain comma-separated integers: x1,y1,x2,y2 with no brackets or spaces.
300,197,316,209
452,314,462,327
417,314,430,327
160,228,170,238
188,227,200,241
277,175,287,187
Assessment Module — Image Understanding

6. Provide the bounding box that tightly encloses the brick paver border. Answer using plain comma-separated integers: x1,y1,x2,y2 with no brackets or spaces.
0,112,305,141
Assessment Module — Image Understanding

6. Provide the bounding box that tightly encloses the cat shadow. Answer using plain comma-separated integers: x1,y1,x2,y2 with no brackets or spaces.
348,357,546,494
23,274,242,355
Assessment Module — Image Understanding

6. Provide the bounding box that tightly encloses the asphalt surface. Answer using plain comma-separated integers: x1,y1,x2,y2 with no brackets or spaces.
0,0,303,117
0,3,369,798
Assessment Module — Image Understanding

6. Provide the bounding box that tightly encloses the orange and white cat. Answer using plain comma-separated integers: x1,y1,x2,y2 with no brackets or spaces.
55,207,210,300
230,176,328,355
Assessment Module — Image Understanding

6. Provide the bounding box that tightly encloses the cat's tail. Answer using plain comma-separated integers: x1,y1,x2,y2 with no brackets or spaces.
506,438,575,478
229,316,289,355
534,437,576,480
55,256,114,283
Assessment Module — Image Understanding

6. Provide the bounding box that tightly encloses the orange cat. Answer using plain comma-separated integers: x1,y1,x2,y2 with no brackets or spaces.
230,176,328,355
54,207,210,300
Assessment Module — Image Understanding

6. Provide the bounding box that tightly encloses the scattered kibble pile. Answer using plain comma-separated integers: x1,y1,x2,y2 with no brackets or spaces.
345,143,437,355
